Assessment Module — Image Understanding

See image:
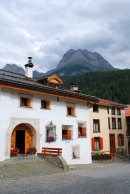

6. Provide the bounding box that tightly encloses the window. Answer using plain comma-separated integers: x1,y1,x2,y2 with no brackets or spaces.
127,116,130,133
118,118,122,129
93,119,100,133
118,134,124,146
93,105,99,112
57,97,59,102
112,117,116,129
117,108,121,115
72,146,80,159
111,108,115,115
127,129,130,136
67,107,75,116
62,125,72,140
107,107,109,114
41,100,50,109
108,117,111,129
127,123,130,136
46,121,56,142
94,138,100,150
20,97,31,108
127,123,130,131
78,123,86,137
91,137,103,150
48,83,60,89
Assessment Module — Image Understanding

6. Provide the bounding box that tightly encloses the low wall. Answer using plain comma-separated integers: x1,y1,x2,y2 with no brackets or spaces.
37,153,68,170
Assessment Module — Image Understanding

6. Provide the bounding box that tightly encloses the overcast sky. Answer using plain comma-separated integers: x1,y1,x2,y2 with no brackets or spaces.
0,0,130,73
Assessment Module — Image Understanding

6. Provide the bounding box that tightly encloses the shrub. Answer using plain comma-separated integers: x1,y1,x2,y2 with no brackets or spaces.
26,147,37,155
92,152,111,160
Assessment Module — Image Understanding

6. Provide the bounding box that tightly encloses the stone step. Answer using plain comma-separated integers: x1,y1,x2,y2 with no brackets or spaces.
114,154,129,162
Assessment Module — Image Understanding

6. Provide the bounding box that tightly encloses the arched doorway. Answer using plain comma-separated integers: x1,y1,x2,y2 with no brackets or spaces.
11,123,35,154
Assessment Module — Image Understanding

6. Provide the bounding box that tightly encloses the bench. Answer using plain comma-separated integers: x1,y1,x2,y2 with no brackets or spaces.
40,147,62,156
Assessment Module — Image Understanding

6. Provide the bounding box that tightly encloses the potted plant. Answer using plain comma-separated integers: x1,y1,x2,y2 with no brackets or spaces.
26,147,37,155
10,148,19,157
46,136,55,142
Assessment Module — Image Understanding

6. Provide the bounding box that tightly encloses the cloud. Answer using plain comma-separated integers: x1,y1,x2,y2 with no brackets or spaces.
0,0,130,72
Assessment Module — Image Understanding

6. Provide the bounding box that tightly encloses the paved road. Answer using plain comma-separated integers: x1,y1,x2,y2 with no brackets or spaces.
0,157,130,194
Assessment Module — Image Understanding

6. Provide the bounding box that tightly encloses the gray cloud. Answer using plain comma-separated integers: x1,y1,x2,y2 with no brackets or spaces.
0,0,130,72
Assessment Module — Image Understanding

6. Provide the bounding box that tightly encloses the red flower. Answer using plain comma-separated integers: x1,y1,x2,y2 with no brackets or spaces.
10,148,19,156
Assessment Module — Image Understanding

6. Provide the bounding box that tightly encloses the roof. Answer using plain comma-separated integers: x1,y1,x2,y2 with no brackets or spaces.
125,107,130,116
96,98,127,109
47,74,63,85
0,70,98,103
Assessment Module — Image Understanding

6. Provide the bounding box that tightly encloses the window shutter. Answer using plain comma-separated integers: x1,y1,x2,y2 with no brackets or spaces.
82,128,86,136
100,137,103,150
92,138,95,150
67,130,72,139
27,98,31,107
71,108,75,116
122,134,124,146
46,101,50,109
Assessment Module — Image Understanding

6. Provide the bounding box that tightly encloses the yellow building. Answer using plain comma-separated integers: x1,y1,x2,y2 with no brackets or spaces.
89,99,127,154
125,106,130,156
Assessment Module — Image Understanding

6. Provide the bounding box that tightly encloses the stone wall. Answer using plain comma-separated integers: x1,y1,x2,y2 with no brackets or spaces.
37,153,68,170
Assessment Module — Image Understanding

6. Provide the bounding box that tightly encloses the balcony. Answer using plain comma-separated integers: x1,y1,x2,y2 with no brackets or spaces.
126,130,130,136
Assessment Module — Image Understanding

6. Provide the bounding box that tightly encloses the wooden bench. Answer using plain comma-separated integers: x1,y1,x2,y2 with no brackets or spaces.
41,147,62,156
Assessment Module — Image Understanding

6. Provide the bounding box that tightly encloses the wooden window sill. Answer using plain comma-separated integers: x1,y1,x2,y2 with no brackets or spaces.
66,115,76,117
93,131,100,133
19,106,32,109
41,108,51,110
62,139,73,141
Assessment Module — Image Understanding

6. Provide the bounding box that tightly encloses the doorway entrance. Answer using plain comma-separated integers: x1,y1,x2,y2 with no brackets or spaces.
109,134,116,153
11,124,33,154
16,130,25,154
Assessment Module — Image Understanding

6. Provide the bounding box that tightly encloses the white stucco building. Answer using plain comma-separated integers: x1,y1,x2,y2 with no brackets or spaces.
0,57,98,165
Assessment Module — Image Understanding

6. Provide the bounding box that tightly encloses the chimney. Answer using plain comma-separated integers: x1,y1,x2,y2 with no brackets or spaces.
70,82,79,92
25,57,34,78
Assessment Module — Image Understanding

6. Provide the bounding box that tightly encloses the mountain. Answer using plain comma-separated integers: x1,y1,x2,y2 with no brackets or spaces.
45,49,114,78
3,64,44,79
33,70,44,79
2,49,114,79
3,64,25,75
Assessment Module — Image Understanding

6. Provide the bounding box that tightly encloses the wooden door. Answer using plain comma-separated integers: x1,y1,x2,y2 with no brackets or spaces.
11,124,33,154
11,130,16,149
128,139,130,154
25,128,33,154
109,134,116,153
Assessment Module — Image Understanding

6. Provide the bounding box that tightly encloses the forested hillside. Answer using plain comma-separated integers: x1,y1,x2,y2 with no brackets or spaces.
64,69,130,104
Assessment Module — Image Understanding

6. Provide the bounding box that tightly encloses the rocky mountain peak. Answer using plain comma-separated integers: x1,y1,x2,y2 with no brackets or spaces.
56,49,113,71
2,49,114,79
